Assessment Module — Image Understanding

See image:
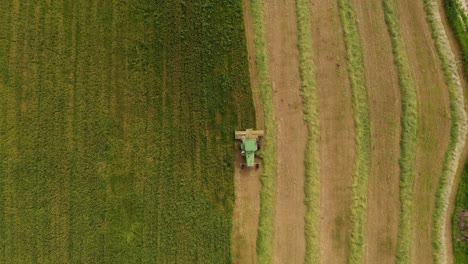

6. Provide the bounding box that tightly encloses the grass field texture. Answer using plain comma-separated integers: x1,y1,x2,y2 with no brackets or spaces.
424,0,468,263
337,0,371,263
382,0,419,263
444,0,468,76
445,1,468,261
295,0,320,263
0,0,255,262
452,163,468,263
249,0,277,263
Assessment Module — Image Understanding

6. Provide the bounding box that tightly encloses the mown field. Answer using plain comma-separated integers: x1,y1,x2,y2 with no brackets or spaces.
0,0,255,262
243,0,467,263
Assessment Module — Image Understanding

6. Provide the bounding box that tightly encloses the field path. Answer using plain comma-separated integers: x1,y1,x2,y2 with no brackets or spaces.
311,0,356,263
352,1,402,263
397,0,452,263
263,0,308,263
231,0,263,263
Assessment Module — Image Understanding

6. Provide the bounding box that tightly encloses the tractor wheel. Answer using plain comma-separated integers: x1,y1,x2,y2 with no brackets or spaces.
257,141,261,150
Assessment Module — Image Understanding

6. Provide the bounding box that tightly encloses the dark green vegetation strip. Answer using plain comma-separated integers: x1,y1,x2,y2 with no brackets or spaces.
0,1,255,262
424,0,468,263
452,163,468,263
295,0,320,262
337,0,371,263
249,0,277,263
444,0,468,76
382,1,419,263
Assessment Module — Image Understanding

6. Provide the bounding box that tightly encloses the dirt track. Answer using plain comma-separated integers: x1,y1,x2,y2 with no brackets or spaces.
231,0,263,263
352,1,402,263
311,0,356,263
263,0,308,263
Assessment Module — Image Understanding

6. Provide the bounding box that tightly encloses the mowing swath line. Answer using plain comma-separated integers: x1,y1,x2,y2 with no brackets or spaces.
295,0,320,263
423,1,468,263
249,0,277,263
0,0,12,258
337,0,371,263
382,1,419,263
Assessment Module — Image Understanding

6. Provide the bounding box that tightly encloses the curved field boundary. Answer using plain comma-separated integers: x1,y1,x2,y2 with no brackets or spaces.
382,1,419,263
444,0,468,76
336,1,371,263
295,0,320,262
424,0,468,263
249,0,277,263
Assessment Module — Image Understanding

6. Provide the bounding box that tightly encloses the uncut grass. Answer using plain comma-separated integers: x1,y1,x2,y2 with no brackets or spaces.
452,162,468,263
295,0,320,263
337,0,372,263
250,0,277,263
382,1,419,263
424,0,468,263
0,0,255,262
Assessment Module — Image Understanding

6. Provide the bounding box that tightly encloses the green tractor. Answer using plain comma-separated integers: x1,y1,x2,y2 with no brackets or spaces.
235,129,264,169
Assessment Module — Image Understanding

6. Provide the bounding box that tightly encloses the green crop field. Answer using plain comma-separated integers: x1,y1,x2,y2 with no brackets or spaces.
453,162,468,263
0,0,255,262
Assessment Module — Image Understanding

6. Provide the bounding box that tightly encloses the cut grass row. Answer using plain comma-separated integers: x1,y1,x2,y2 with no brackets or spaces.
445,2,468,261
452,162,468,263
444,0,468,76
424,0,468,263
337,0,371,263
382,1,419,263
249,0,277,263
295,0,320,263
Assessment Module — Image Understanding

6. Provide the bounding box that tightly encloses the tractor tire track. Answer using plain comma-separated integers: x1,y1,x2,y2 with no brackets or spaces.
231,0,263,263
311,0,356,262
262,0,308,263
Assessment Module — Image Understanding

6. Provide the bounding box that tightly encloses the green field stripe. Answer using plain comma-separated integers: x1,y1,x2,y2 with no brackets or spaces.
0,0,12,259
249,0,277,263
0,0,12,82
382,1,419,263
68,1,108,261
452,163,468,263
295,0,321,263
336,0,372,263
3,1,42,261
423,1,468,263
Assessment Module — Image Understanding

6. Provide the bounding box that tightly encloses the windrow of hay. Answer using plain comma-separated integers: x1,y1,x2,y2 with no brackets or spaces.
424,0,468,263
382,1,419,263
295,0,320,263
249,0,277,263
336,1,371,263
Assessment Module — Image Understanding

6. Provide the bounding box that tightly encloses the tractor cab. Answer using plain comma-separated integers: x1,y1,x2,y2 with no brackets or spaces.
235,129,264,169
